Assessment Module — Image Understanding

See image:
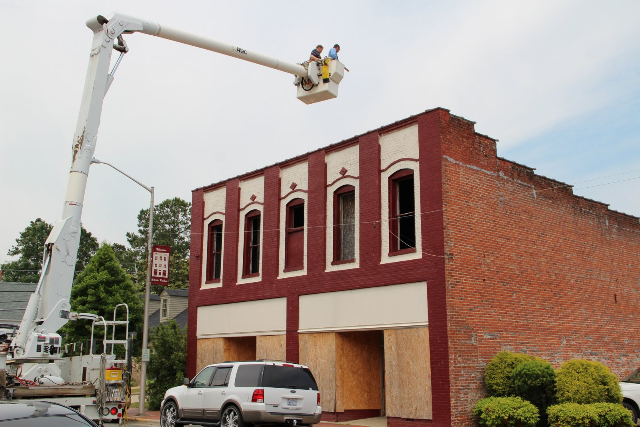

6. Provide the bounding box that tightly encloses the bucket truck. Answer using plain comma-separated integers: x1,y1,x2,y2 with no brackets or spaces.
0,12,344,424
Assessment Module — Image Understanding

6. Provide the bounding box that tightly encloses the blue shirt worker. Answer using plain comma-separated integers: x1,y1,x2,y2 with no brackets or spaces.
328,44,349,72
310,45,323,62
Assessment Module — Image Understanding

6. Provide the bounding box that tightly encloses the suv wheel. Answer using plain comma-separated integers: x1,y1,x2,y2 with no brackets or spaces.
221,405,246,427
623,401,638,424
161,401,180,427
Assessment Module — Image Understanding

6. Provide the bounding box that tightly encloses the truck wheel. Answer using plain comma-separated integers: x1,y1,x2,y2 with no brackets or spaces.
624,402,638,424
221,405,246,427
161,401,180,427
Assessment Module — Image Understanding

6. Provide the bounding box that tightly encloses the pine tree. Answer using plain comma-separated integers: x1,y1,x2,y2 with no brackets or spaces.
61,244,143,354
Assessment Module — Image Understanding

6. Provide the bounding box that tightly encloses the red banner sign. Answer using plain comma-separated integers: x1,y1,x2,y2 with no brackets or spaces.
151,245,171,286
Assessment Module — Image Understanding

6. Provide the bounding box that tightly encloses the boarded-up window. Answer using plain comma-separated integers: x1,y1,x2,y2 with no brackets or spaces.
285,199,305,270
206,220,223,281
333,185,356,262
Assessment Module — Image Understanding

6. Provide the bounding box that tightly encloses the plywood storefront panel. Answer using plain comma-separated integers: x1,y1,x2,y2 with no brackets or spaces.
384,328,432,419
336,331,381,412
299,333,336,413
256,335,286,360
196,338,225,373
224,336,256,361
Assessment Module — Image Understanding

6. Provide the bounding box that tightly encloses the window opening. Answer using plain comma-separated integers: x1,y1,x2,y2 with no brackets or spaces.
390,170,416,252
333,186,356,262
285,199,305,270
244,211,261,276
206,220,223,281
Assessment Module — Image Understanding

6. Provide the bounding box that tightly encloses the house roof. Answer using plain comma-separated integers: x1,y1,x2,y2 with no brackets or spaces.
0,282,38,326
148,309,160,330
162,289,189,298
173,308,188,329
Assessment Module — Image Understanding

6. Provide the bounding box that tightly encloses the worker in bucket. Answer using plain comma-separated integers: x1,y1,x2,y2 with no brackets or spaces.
328,44,349,72
310,44,323,62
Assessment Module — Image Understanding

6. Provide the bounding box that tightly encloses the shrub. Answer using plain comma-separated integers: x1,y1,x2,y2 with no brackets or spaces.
485,351,538,396
555,359,622,404
547,402,634,427
512,359,556,425
147,320,187,410
474,396,539,427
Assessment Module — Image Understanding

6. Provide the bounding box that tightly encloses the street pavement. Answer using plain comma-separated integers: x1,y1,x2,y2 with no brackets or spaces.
122,409,383,427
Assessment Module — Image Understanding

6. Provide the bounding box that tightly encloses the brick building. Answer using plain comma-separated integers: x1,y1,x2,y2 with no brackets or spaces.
187,108,640,426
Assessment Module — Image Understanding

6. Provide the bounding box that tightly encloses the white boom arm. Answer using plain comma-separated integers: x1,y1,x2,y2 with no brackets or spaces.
9,12,342,362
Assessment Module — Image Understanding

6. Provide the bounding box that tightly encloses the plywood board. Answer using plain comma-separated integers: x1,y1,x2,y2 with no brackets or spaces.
300,332,336,413
196,338,225,373
223,336,256,362
336,331,382,412
256,335,286,361
384,327,432,419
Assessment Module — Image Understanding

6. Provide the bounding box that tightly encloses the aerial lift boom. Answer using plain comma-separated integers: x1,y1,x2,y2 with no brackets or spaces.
8,12,344,364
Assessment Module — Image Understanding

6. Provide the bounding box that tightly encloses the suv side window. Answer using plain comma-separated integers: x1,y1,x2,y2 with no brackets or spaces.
235,364,264,387
211,366,232,387
192,366,216,388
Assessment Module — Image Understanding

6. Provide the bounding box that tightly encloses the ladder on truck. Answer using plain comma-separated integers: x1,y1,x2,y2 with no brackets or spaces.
90,304,129,363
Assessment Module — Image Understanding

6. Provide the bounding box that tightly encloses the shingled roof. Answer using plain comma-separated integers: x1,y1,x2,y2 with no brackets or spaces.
0,282,37,326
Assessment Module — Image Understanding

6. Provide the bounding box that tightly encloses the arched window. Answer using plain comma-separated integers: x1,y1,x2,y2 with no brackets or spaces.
389,169,416,253
206,219,223,281
333,185,356,263
285,198,305,271
243,210,261,276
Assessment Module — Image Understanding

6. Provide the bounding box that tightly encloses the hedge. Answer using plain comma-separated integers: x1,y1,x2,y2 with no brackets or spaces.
485,351,538,396
547,402,634,427
474,396,539,427
555,359,622,404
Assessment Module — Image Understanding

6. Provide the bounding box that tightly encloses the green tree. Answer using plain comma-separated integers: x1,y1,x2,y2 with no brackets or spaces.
147,320,187,410
126,197,191,291
61,244,143,355
1,218,99,283
112,243,142,285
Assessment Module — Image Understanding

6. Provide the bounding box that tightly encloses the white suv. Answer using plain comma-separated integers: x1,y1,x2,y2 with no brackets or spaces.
160,361,322,427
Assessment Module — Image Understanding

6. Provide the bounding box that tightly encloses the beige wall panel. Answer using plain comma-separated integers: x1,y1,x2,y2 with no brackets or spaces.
384,328,432,419
256,335,286,361
336,331,381,412
299,333,336,413
224,336,256,361
196,338,225,373
299,282,428,333
197,298,286,338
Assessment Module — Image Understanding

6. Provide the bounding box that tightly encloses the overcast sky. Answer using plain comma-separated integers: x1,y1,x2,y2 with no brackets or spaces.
1,1,639,266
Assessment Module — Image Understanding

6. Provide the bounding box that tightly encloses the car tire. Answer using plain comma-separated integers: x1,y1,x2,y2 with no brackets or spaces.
624,401,638,425
221,405,246,427
161,401,180,427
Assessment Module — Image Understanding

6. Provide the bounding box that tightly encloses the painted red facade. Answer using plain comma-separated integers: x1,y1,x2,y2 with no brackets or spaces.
188,108,640,426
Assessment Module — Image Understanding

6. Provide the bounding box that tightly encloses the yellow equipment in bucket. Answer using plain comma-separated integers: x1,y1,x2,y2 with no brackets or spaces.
322,58,331,83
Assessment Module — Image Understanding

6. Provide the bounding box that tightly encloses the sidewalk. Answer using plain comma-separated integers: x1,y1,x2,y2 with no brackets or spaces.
126,407,160,422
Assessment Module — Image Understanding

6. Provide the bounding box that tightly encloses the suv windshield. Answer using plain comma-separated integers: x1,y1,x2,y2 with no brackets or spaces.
261,365,318,390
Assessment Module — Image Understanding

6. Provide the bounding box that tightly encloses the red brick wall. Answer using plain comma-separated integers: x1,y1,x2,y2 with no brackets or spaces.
440,112,640,426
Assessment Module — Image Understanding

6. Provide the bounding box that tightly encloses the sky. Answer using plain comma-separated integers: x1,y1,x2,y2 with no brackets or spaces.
1,0,639,266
